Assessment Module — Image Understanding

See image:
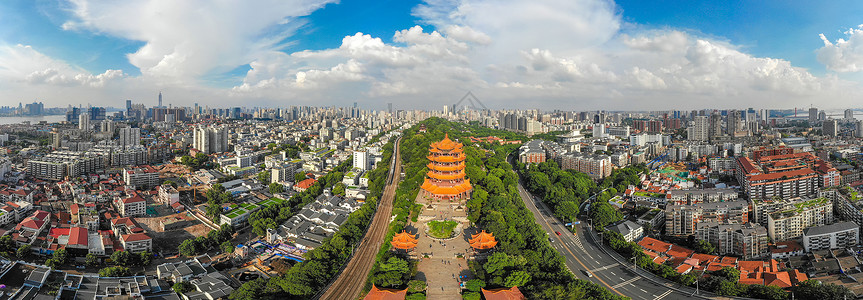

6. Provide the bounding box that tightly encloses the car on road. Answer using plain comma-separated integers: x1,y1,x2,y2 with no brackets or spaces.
548,237,554,242
582,270,593,277
555,231,561,236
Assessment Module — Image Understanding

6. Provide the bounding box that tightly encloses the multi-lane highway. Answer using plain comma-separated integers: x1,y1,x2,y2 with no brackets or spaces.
319,136,402,300
516,182,709,300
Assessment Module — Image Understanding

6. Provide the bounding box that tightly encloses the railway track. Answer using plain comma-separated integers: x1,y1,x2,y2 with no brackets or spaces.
319,136,402,300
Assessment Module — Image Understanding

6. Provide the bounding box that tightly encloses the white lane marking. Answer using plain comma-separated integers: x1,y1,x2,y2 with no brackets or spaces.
654,290,673,300
611,277,640,289
590,263,620,272
639,289,648,293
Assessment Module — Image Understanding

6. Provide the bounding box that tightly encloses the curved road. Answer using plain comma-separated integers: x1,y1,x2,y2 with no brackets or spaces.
516,182,713,300
320,136,402,300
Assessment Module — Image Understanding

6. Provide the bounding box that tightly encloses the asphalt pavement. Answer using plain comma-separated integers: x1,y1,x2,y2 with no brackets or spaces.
516,182,707,300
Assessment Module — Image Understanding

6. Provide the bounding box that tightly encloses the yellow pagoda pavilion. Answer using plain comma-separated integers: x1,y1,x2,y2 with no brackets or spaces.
469,230,498,250
420,134,473,201
390,230,418,251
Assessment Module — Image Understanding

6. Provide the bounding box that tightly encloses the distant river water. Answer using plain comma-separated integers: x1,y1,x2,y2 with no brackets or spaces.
0,115,66,125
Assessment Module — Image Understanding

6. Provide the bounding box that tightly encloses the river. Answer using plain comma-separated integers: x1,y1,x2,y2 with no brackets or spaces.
0,115,66,125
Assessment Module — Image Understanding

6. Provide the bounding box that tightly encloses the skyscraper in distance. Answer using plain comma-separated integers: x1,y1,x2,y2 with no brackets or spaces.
809,107,818,125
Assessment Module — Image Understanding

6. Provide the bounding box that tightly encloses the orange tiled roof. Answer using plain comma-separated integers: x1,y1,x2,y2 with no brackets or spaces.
481,287,526,300
364,285,407,300
666,245,694,258
638,237,671,254
390,231,418,250
469,230,497,250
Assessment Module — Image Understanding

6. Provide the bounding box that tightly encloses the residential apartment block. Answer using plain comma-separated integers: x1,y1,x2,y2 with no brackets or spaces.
115,195,147,217
518,140,546,164
736,151,838,199
767,197,833,241
695,222,768,259
802,221,859,252
665,200,749,237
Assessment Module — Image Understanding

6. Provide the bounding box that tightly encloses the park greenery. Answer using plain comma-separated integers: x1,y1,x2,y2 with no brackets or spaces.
360,118,625,300
179,153,216,170
99,266,131,277
427,220,457,239
229,139,394,299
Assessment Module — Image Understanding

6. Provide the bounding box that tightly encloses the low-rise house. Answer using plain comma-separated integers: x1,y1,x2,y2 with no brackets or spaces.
115,194,147,217
770,241,804,260
606,220,644,242
120,233,153,253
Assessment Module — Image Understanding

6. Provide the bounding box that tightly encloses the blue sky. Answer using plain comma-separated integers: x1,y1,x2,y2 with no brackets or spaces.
615,0,863,76
0,0,862,110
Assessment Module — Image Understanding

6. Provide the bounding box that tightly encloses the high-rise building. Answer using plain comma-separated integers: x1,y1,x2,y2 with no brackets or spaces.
153,107,186,122
689,115,709,141
88,107,106,121
100,120,115,133
78,113,90,130
194,126,229,154
709,111,723,139
823,119,838,137
353,150,369,170
726,110,740,134
119,127,141,148
809,107,818,125
158,91,162,108
857,120,863,138
665,200,750,237
845,109,855,120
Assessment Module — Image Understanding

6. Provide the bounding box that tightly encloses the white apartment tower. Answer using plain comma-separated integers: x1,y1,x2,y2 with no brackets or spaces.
688,115,709,141
119,127,141,148
79,113,90,130
194,126,229,154
353,150,369,170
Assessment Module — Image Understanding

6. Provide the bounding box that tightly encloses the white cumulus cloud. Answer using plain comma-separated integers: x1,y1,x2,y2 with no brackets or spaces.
817,25,863,72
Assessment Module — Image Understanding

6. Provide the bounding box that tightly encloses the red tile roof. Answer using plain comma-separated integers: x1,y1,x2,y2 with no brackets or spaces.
763,272,792,288
68,227,88,246
738,261,764,273
638,237,671,254
122,233,151,242
480,287,527,300
364,285,409,300
296,178,317,189
666,245,694,258
121,195,146,204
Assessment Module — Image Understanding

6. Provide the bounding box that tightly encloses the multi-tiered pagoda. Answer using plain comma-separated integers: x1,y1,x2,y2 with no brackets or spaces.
420,134,473,201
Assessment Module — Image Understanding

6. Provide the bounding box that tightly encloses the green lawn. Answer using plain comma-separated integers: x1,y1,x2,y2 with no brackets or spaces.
427,220,458,239
258,198,286,209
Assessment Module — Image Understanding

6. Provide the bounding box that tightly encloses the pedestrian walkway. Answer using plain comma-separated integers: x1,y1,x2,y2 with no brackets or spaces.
413,194,471,299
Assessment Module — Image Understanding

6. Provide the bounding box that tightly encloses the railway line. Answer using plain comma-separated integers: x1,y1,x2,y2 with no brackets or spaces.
319,136,402,300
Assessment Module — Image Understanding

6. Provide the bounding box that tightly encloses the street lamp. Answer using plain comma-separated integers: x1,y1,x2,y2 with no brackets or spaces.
631,256,636,271
691,279,699,296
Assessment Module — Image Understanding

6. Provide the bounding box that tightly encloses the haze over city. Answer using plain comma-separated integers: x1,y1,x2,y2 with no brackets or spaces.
2,0,863,110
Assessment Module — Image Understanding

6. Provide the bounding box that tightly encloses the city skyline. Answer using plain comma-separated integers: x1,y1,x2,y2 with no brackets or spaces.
2,1,863,110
